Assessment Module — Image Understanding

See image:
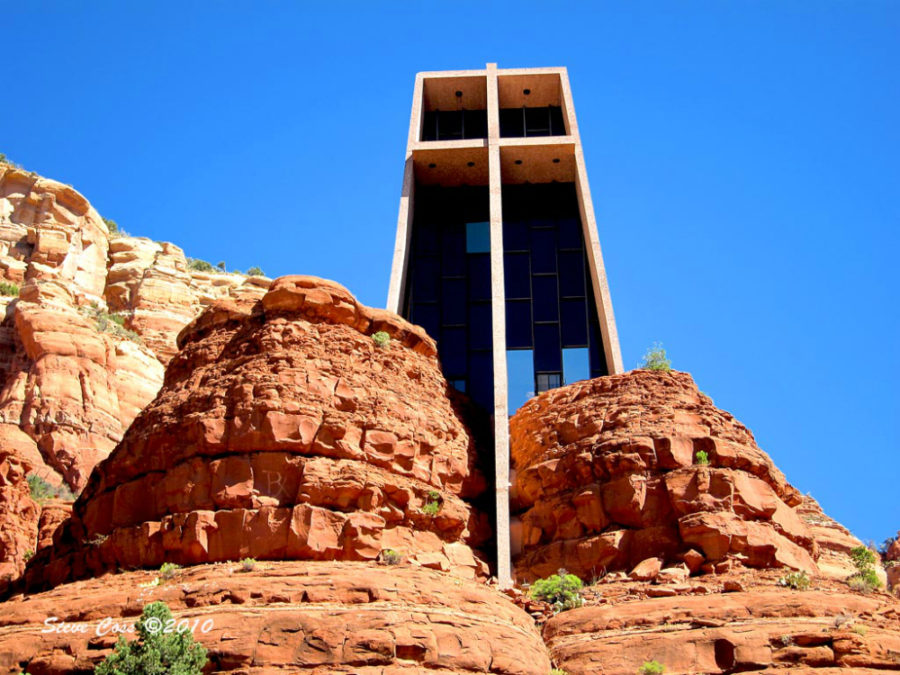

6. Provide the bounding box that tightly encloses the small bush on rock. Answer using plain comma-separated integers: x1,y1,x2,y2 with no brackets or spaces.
79,303,142,344
530,569,583,612
379,549,402,565
159,562,180,581
187,257,215,273
639,342,671,372
246,266,265,277
0,281,19,297
639,661,665,674
848,545,882,593
240,558,256,572
372,331,391,348
778,570,811,590
95,601,207,675
694,450,710,466
550,670,569,675
26,474,75,502
422,490,442,516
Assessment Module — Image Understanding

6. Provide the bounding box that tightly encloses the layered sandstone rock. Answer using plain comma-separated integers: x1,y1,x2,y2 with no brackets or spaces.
511,370,818,582
104,236,268,363
543,568,900,674
0,561,551,675
886,532,900,592
30,276,491,587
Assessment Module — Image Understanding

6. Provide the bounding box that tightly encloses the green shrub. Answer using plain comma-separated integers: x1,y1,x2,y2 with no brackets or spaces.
852,624,868,636
422,490,442,517
0,281,19,297
372,331,391,348
777,570,811,590
529,569,583,612
23,549,34,562
246,266,265,277
26,474,75,502
79,303,142,344
159,562,181,581
550,670,569,675
639,661,665,674
380,549,402,565
216,261,226,271
187,258,215,273
638,342,671,372
95,601,207,675
848,568,881,593
694,450,710,466
240,558,256,572
848,545,883,592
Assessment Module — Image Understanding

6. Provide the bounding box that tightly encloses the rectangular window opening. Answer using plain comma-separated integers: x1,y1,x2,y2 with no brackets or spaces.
466,221,491,253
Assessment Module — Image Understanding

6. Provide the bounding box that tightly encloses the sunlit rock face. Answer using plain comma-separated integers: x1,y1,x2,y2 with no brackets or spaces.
30,276,491,589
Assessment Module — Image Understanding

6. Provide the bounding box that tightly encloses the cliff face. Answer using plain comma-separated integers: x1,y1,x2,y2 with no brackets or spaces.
0,163,268,584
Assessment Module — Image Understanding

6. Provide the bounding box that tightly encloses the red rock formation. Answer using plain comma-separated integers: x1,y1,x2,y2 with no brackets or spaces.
30,276,491,587
0,561,551,675
543,568,900,674
104,236,268,363
885,532,900,593
511,370,817,582
0,450,39,592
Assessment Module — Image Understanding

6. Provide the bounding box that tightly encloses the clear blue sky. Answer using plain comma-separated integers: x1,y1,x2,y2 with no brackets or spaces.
5,2,898,546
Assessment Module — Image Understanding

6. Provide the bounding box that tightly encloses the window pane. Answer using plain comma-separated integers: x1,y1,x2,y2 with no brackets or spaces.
536,372,561,393
534,323,562,372
412,257,439,302
439,326,467,375
468,350,493,411
468,303,492,350
441,224,466,276
507,349,535,413
532,275,559,322
449,378,466,393
530,229,557,273
441,278,466,324
558,217,582,249
563,347,590,385
467,254,491,301
561,299,588,346
504,252,531,299
503,219,529,251
505,300,532,349
558,250,585,297
411,303,439,340
466,221,490,253
422,111,438,141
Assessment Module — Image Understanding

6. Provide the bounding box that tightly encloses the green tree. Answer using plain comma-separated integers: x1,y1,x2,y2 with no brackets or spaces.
246,266,265,277
95,601,207,675
638,342,672,371
530,569,583,612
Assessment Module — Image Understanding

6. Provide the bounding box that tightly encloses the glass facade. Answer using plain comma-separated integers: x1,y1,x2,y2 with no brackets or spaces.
503,182,609,399
403,185,494,412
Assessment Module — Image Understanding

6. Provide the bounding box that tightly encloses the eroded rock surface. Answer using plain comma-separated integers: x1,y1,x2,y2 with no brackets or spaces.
511,370,818,582
0,562,551,675
29,276,491,587
544,568,900,674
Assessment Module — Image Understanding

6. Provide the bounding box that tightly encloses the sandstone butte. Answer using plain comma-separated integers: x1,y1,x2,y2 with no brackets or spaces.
0,162,897,674
0,161,269,584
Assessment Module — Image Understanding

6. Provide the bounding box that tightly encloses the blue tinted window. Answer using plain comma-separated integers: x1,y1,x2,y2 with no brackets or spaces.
563,347,590,385
561,299,588,346
467,254,492,301
466,221,490,253
536,372,561,393
505,300,532,349
531,229,557,273
532,276,559,322
468,303,492,350
449,378,466,393
534,323,562,372
507,349,535,413
558,250,585,297
503,220,529,251
441,278,466,324
504,252,531,299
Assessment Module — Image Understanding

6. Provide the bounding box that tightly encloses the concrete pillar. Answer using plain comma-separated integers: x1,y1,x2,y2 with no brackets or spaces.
486,62,512,588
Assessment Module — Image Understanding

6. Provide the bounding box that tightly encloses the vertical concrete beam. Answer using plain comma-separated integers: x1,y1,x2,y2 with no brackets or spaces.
559,69,624,375
387,73,424,313
486,62,513,589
